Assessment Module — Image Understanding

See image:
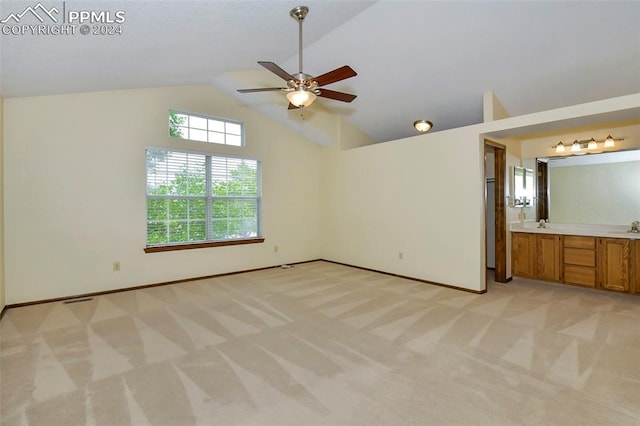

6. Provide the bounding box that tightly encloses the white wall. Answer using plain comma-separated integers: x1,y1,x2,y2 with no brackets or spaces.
320,94,640,293
0,96,5,311
4,86,324,304
321,126,487,292
4,88,639,303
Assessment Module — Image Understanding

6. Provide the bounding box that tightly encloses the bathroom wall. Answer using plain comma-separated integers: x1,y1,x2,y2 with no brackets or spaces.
520,120,640,159
549,159,640,225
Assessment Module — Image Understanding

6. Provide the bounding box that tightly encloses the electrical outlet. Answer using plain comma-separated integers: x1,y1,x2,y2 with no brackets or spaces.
274,245,279,253
113,262,121,272
399,252,404,260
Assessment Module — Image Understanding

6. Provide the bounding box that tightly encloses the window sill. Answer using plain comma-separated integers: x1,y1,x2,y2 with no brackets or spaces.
144,238,265,253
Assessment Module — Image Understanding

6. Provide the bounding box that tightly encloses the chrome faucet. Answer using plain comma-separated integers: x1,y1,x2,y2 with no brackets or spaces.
631,221,640,233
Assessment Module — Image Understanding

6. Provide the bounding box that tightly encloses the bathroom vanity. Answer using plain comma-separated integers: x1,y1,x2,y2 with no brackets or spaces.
511,223,640,295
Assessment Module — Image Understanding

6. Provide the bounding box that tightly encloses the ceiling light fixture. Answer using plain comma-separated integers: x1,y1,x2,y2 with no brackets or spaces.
555,142,565,153
286,87,316,108
414,120,433,133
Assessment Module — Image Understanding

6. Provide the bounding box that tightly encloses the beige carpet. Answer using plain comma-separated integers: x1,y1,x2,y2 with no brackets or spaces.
1,260,639,425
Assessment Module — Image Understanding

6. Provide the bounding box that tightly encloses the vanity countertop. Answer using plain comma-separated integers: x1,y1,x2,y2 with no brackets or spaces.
510,222,640,239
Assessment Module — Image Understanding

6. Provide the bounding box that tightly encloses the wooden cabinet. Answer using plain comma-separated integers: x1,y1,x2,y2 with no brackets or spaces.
512,232,535,278
511,231,638,295
512,232,561,281
536,234,562,282
563,236,597,288
598,238,630,292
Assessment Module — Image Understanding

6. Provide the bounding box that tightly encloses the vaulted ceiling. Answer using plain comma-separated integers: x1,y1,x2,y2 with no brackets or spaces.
1,0,639,142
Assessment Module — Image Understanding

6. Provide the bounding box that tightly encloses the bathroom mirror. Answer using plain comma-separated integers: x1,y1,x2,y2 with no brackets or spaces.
536,149,640,224
512,166,534,207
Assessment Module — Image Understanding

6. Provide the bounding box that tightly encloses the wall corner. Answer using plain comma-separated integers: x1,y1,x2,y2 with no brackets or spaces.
483,91,511,122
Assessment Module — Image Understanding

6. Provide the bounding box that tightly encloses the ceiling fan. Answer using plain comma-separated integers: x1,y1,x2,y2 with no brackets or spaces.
237,5,357,109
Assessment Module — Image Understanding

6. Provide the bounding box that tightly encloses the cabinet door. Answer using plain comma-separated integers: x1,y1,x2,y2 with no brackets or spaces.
512,233,535,278
599,238,630,292
632,240,640,294
536,234,561,282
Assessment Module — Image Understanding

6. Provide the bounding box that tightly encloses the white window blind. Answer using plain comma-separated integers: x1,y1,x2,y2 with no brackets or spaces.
146,148,261,246
169,110,243,146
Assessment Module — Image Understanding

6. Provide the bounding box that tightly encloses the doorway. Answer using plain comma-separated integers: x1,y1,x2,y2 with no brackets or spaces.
485,140,507,283
536,159,549,221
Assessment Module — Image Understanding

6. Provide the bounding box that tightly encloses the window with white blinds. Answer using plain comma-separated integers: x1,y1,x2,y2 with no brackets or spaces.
169,110,243,146
146,148,261,247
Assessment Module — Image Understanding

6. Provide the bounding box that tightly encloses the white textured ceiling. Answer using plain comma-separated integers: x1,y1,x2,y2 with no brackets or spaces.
1,0,639,142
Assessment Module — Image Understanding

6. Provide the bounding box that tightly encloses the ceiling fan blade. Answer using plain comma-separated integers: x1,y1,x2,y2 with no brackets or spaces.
258,61,294,81
313,65,357,87
288,103,300,110
317,89,357,103
237,87,286,93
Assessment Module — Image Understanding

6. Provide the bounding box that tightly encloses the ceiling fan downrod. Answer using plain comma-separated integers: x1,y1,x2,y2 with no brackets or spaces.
290,6,308,75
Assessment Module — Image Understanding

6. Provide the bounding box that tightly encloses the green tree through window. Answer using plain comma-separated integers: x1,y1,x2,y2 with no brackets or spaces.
168,110,243,146
146,148,260,246
169,112,186,138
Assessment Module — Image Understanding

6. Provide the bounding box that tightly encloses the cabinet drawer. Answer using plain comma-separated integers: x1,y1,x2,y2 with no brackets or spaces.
564,265,597,287
564,248,596,267
564,236,596,249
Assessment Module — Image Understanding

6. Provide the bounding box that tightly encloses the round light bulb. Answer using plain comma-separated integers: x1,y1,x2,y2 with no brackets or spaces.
286,89,316,108
604,135,615,148
413,120,433,133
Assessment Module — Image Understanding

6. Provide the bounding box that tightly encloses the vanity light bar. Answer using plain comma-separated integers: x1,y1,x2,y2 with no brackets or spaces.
552,135,622,153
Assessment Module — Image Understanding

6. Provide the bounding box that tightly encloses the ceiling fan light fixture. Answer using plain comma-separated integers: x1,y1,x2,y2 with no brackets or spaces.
414,120,433,133
287,88,316,108
237,6,357,109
